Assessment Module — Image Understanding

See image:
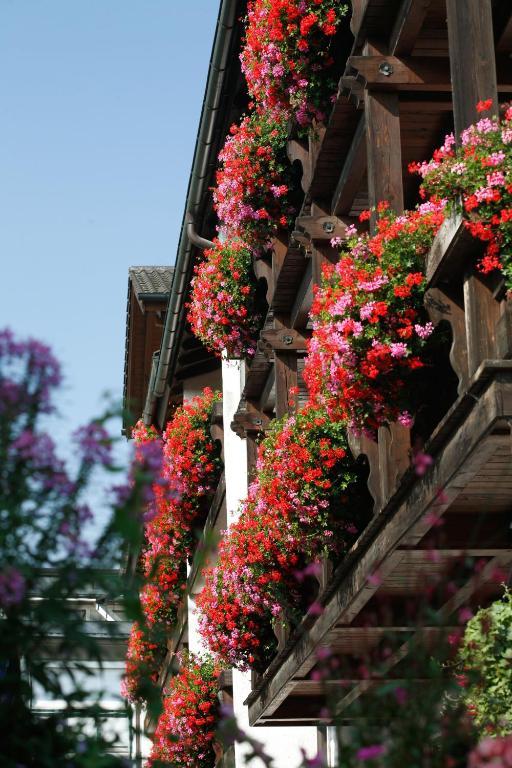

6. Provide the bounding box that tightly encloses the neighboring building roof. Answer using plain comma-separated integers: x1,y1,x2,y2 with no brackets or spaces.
128,266,174,303
123,266,174,434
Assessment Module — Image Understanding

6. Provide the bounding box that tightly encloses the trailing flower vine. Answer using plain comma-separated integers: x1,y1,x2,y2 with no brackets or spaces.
122,390,222,701
213,109,295,247
197,402,370,671
148,653,221,768
188,238,261,358
411,101,512,289
241,0,348,128
303,202,446,434
121,622,165,704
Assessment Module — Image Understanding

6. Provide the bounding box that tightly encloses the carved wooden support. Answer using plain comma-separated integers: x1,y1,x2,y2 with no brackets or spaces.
287,138,311,193
463,270,501,378
424,287,469,395
287,125,326,194
377,422,411,500
313,557,333,594
231,399,271,438
347,429,383,513
348,422,410,513
272,610,291,652
253,255,273,305
496,298,512,359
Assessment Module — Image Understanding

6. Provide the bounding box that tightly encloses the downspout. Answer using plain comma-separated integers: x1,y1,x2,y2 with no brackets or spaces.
142,0,237,426
185,211,215,251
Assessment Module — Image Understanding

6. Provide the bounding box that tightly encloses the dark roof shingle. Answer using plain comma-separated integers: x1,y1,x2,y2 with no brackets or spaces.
129,266,174,298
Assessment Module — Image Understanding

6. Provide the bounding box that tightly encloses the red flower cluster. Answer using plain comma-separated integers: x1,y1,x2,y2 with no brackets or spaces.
123,391,222,700
303,203,445,434
241,0,347,128
140,389,222,627
188,238,261,358
121,622,164,703
197,403,369,671
148,653,221,768
213,110,294,246
411,102,512,289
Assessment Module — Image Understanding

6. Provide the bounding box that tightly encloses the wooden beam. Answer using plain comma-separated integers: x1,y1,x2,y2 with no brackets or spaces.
446,0,498,138
364,89,404,216
332,115,367,216
348,55,512,93
259,328,311,353
389,0,431,55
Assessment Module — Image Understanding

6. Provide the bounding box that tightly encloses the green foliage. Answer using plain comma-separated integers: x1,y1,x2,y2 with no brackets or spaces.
458,590,512,736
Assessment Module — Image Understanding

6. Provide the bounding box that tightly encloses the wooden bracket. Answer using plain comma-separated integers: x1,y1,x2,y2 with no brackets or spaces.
231,399,271,438
425,287,469,396
294,214,352,245
272,610,291,652
258,328,311,357
347,430,383,514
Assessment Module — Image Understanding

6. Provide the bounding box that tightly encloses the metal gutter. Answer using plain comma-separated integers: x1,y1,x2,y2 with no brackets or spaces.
142,0,238,426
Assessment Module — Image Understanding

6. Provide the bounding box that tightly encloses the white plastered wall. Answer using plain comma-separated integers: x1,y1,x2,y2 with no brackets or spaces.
220,357,318,768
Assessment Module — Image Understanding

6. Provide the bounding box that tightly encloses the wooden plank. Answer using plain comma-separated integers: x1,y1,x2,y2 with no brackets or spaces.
334,551,512,715
446,0,498,138
331,115,367,216
389,0,432,55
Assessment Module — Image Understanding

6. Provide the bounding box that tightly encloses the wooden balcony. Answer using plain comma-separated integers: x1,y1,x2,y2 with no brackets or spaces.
233,0,512,727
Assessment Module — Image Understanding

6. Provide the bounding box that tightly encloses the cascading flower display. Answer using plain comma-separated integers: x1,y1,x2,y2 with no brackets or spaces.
161,388,223,528
197,403,370,671
241,0,348,128
188,238,261,358
123,391,223,700
139,389,222,627
121,622,164,704
411,101,512,289
213,110,295,246
148,653,221,768
303,202,446,434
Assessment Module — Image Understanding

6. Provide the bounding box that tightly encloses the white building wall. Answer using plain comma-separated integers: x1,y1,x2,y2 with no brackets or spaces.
220,358,318,768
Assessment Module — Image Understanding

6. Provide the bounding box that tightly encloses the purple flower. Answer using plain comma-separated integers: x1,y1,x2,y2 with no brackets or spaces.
356,744,387,761
413,450,433,476
73,422,112,466
0,567,26,607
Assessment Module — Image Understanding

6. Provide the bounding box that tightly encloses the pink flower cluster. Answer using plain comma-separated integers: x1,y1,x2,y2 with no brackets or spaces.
412,101,512,287
303,203,445,433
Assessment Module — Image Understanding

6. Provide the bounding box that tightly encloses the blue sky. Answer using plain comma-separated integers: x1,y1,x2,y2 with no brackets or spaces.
0,1,219,449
